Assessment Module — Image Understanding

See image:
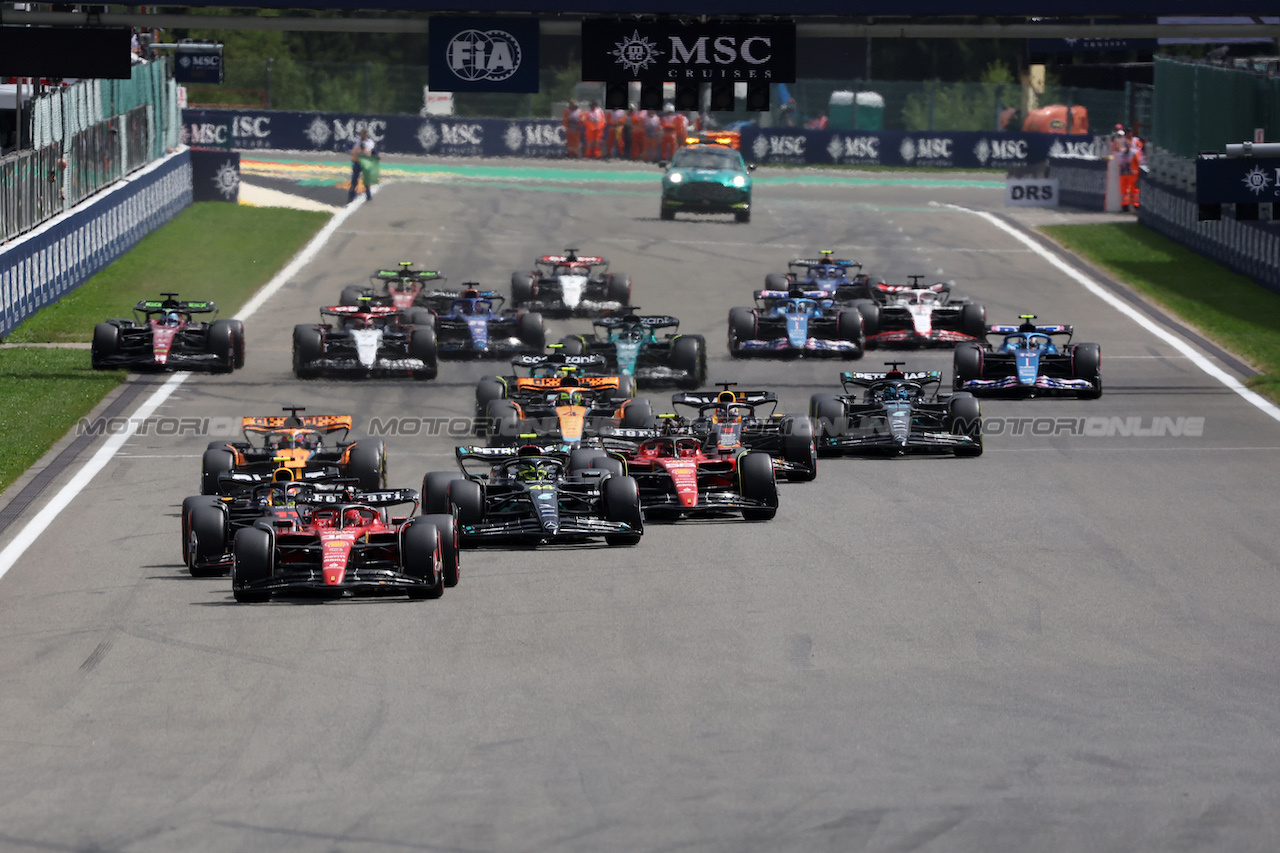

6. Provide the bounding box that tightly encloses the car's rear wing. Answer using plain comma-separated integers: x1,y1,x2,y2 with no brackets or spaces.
840,369,942,390
754,289,830,301
987,323,1073,337
320,304,402,318
673,389,776,407
510,352,609,372
298,488,418,507
789,257,860,274
133,294,218,318
593,314,679,332
370,266,444,283
536,254,606,267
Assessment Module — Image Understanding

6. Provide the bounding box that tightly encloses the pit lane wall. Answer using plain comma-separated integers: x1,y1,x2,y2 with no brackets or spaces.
0,151,192,338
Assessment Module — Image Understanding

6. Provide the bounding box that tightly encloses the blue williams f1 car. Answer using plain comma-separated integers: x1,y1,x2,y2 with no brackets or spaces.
728,288,865,358
953,315,1102,398
434,286,546,359
809,364,983,457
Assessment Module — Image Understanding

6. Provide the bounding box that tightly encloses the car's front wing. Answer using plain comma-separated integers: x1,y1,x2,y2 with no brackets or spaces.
959,374,1095,393
737,337,859,354
818,430,979,454
459,515,636,542
867,329,977,347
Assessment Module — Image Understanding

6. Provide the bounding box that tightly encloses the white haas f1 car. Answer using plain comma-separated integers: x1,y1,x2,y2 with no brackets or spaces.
953,316,1102,398
511,249,632,317
293,303,438,379
863,276,986,349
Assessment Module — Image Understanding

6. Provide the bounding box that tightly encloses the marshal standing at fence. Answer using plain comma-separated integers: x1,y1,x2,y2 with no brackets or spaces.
348,129,379,203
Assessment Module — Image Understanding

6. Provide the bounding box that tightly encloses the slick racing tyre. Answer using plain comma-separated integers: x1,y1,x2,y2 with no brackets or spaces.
671,335,707,389
808,394,847,457
446,479,485,526
836,309,865,358
764,273,790,291
511,273,536,305
485,399,523,442
728,307,757,358
518,312,546,350
293,325,323,379
402,520,445,600
91,322,120,370
603,475,644,546
947,392,983,457
421,471,465,515
231,527,274,603
619,397,655,429
475,376,506,427
558,335,589,356
420,513,460,587
201,448,235,495
780,416,818,482
207,320,239,373
606,273,632,306
340,285,366,306
1073,343,1103,399
345,440,387,491
185,497,229,577
851,299,880,338
738,451,778,521
953,342,985,391
961,303,987,339
409,326,439,381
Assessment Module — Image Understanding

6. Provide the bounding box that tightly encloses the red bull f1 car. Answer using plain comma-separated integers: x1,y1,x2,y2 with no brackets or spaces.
953,316,1102,398
511,249,632,317
669,385,817,481
91,293,245,373
231,488,458,602
809,364,983,457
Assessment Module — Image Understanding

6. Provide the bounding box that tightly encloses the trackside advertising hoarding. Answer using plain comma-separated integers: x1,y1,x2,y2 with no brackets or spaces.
581,21,796,84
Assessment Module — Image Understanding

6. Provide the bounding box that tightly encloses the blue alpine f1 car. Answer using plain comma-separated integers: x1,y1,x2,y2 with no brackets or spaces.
953,315,1102,398
728,288,865,358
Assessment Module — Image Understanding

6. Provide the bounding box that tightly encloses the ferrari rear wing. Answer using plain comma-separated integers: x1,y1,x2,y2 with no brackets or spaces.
298,488,418,507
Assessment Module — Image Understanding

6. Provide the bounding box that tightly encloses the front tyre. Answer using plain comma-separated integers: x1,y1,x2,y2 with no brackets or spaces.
738,451,778,520
603,475,643,546
402,520,444,600
231,527,274,603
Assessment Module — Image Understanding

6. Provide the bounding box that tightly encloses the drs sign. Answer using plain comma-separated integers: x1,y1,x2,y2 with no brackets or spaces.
1006,178,1059,207
428,17,539,93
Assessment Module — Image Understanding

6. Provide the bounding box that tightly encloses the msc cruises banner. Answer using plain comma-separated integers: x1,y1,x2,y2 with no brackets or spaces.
581,21,795,84
739,127,1109,169
428,17,539,93
181,109,567,158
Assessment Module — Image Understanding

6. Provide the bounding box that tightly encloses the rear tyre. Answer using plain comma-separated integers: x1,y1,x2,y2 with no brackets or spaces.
603,475,643,545
953,342,985,391
293,325,323,379
231,527,273,603
728,307,757,358
590,457,626,478
511,273,536,305
485,399,523,442
446,479,485,526
617,375,638,398
227,320,247,370
780,416,818,481
339,285,366,306
91,322,121,370
961,303,987,339
409,326,438,380
402,521,444,600
420,513,460,587
620,398,655,429
187,499,229,577
207,320,238,373
403,307,435,328
559,335,588,356
809,394,846,458
764,273,790,291
606,273,632,305
475,376,506,427
836,309,865,359
1073,343,1103,399
201,448,235,495
852,299,880,338
671,335,706,388
569,449,608,474
345,440,386,491
738,451,778,520
421,471,465,514
518,312,546,350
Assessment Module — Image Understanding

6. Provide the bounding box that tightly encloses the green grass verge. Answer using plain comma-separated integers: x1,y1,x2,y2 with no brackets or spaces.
6,203,330,343
0,202,329,497
1041,222,1280,402
0,349,127,493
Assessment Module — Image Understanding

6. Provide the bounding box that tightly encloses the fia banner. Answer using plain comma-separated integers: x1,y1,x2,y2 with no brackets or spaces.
429,17,539,93
582,21,795,84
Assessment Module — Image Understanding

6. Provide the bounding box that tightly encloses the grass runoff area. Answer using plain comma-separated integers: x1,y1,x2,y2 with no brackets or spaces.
1043,222,1280,402
0,203,329,496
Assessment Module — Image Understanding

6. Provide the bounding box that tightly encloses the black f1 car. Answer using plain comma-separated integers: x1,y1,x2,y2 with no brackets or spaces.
420,444,643,546
293,303,438,379
559,310,707,389
201,407,386,495
511,249,632,317
669,385,817,481
953,316,1102,398
339,262,449,310
809,363,983,457
230,488,459,602
91,293,245,372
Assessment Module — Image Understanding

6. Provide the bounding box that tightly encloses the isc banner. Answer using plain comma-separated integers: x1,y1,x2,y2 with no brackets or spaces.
581,21,795,84
429,17,539,93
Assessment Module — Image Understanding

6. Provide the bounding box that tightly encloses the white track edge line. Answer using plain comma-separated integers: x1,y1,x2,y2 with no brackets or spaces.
0,196,365,581
946,204,1280,424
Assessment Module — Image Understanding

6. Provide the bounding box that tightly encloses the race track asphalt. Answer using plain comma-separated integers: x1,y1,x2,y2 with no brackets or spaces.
1,159,1278,853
